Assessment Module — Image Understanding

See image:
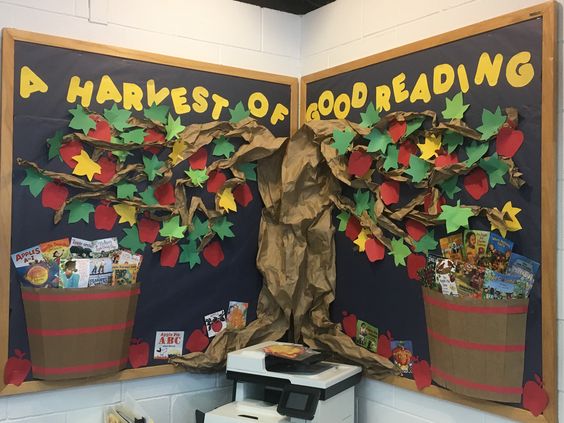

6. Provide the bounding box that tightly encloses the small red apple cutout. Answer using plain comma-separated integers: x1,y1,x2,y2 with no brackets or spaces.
398,141,418,166
347,151,372,177
203,241,224,267
160,244,180,267
143,129,166,154
94,202,118,231
87,114,111,142
128,338,149,369
188,148,208,170
365,238,385,262
138,217,160,243
377,330,393,358
59,140,83,169
41,182,69,210
406,254,426,281
496,126,524,158
344,216,362,241
464,167,489,200
434,152,458,168
341,311,358,338
411,357,432,390
186,326,210,352
233,183,253,207
405,219,427,241
522,374,549,417
388,120,406,142
93,155,117,184
380,180,400,206
4,349,31,386
423,192,445,215
207,170,227,193
154,182,175,205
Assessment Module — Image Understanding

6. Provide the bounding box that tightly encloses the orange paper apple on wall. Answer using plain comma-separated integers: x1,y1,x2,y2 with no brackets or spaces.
4,349,31,386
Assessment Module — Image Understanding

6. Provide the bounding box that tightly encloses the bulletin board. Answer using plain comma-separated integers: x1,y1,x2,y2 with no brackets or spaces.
0,29,297,394
301,3,556,422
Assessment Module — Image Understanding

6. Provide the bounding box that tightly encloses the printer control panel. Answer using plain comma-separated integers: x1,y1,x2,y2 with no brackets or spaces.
277,384,320,421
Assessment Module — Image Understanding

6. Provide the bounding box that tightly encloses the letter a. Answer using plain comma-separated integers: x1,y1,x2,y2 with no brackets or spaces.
20,66,48,99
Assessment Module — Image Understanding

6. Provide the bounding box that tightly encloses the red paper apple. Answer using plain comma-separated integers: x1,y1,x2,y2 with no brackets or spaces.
59,140,83,169
207,170,227,193
341,311,358,338
464,167,489,200
41,182,69,210
411,357,432,390
398,141,418,166
423,192,445,215
406,254,426,281
522,374,549,417
344,216,362,241
405,219,427,241
365,238,385,262
143,129,166,154
377,330,393,358
380,180,400,205
388,120,406,142
233,183,253,207
4,349,31,386
93,155,117,184
434,152,458,168
496,127,524,158
94,202,118,231
87,114,111,142
154,182,175,205
188,148,208,170
128,338,149,369
347,150,372,177
160,244,180,267
186,326,210,352
138,217,160,243
203,241,224,267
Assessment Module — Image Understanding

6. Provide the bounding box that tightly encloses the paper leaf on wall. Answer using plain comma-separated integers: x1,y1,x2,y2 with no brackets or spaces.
186,168,209,187
229,101,251,122
413,230,438,254
66,200,95,224
353,229,369,252
104,104,132,131
477,107,505,140
212,216,235,240
188,148,208,170
442,92,469,120
212,136,235,158
113,203,137,226
336,211,350,231
443,131,464,154
160,216,187,239
71,150,101,181
353,189,371,216
121,128,146,145
438,200,475,233
120,226,146,253
405,117,425,137
331,128,355,155
359,102,380,128
46,130,64,161
68,105,96,135
140,186,158,206
382,144,399,171
116,182,137,200
144,103,169,123
388,238,411,267
439,176,461,200
165,114,185,141
405,155,430,183
218,187,237,212
479,153,508,188
189,216,209,241
21,168,50,197
237,162,257,181
365,128,392,153
143,155,165,181
491,201,522,237
418,134,442,160
180,240,201,269
465,141,489,167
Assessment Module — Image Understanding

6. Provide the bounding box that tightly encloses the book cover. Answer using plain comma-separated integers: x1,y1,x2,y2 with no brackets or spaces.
153,331,184,359
112,264,138,285
11,246,60,288
70,238,93,258
115,250,143,267
507,253,539,296
59,258,90,288
483,269,524,299
11,245,43,268
463,230,490,265
486,233,514,273
88,258,113,287
227,301,248,330
419,255,441,291
435,258,458,296
92,237,119,256
391,340,414,374
355,319,378,353
439,233,464,260
452,260,486,297
39,238,70,263
204,310,227,337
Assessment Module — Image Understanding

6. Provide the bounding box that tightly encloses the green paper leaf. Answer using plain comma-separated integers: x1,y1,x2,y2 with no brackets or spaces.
120,226,146,253
212,216,235,240
143,155,165,181
413,230,438,254
46,130,64,161
365,128,392,153
367,194,377,222
440,176,461,199
179,240,201,269
103,104,132,131
405,155,430,183
121,128,146,145
443,131,464,154
405,117,425,137
160,215,187,239
336,211,350,232
185,167,209,187
21,168,50,197
229,101,251,123
438,199,475,233
477,107,505,140
189,216,209,241
165,114,185,141
359,102,380,128
354,189,371,216
66,200,95,224
140,186,158,205
237,163,257,181
388,237,411,266
68,105,96,135
212,136,235,158
479,153,508,188
465,141,489,166
144,103,169,123
442,92,469,120
112,149,132,162
117,182,137,200
383,144,399,171
331,128,355,155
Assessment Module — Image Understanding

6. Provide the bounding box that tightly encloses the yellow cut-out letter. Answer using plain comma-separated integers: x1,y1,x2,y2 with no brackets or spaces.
506,51,534,88
211,94,229,120
433,64,454,95
20,66,48,99
192,86,209,113
410,73,431,104
375,84,391,112
248,92,269,118
170,87,191,114
334,93,351,119
306,103,320,121
457,64,470,93
147,79,169,106
122,82,144,111
392,73,409,104
270,103,289,125
351,82,367,108
474,52,503,86
318,90,334,116
96,75,122,104
66,76,93,107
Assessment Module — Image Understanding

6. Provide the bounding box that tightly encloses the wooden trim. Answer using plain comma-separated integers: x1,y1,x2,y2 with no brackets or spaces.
302,2,558,422
289,79,299,134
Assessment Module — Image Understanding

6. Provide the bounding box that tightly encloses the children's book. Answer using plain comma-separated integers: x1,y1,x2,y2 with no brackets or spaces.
115,250,143,267
419,255,441,291
439,234,464,260
391,340,414,374
483,269,524,299
154,331,184,359
112,264,138,285
452,260,486,297
59,258,90,288
92,237,119,256
70,238,94,258
355,320,378,353
205,310,227,337
227,301,248,330
486,233,514,273
507,253,539,297
435,258,458,296
88,258,113,286
11,246,60,288
39,238,70,263
463,230,489,265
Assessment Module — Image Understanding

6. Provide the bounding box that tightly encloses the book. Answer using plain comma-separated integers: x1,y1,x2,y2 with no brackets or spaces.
112,264,139,285
39,238,70,263
463,230,489,265
11,246,60,288
204,310,227,337
355,319,378,353
59,258,90,288
391,340,414,374
154,331,184,359
439,234,464,260
11,245,44,267
115,250,143,267
452,260,486,297
419,254,441,291
88,257,113,287
507,253,539,297
486,233,514,273
227,301,248,330
70,238,94,258
92,237,119,257
435,258,458,296
483,269,524,299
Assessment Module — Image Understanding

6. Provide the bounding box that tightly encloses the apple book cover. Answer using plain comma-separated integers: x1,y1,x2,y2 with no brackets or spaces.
154,331,184,359
204,310,227,337
439,233,464,260
463,230,489,265
39,238,71,263
391,340,414,374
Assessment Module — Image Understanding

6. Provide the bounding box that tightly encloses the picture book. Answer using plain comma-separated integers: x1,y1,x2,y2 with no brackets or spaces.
112,264,138,285
115,250,143,267
419,255,441,291
205,310,227,337
391,340,414,374
11,245,60,288
59,258,90,288
154,331,184,359
88,258,113,287
486,233,514,273
70,238,93,258
483,270,525,299
11,245,43,267
227,301,248,330
463,230,489,265
355,319,378,353
435,258,458,296
92,237,119,256
439,233,463,260
452,260,486,297
39,238,70,263
507,253,540,296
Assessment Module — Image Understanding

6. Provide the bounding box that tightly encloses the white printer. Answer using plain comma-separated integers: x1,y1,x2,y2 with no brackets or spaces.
196,342,362,423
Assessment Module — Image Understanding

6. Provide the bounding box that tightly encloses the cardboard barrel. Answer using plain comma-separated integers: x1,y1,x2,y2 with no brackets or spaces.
422,287,528,403
21,284,140,381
